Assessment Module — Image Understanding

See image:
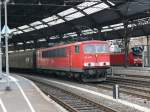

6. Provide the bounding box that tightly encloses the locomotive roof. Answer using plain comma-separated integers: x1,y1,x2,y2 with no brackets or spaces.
38,40,108,51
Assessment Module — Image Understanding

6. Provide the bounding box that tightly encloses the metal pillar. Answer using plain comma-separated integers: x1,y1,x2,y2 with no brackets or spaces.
113,84,119,99
147,35,150,67
124,21,129,68
4,0,10,90
142,49,145,68
0,1,2,79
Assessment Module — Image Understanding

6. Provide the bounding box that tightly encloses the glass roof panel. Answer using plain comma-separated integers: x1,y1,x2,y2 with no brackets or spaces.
30,21,42,26
110,23,123,27
113,26,124,30
38,38,46,42
82,29,97,35
50,35,60,39
65,12,84,21
18,25,29,30
58,8,77,17
26,41,34,44
107,0,115,6
77,1,99,9
13,31,23,35
101,28,113,32
42,15,59,22
34,24,48,30
102,26,109,29
47,19,65,26
11,28,17,32
83,3,109,15
17,42,23,45
23,28,35,32
67,32,77,36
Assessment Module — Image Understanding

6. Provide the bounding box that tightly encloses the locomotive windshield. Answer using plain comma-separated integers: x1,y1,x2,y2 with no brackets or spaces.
84,44,109,53
131,46,143,56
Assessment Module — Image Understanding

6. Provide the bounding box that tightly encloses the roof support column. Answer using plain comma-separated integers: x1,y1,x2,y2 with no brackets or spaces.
34,40,37,49
147,35,150,67
123,21,129,68
23,41,26,51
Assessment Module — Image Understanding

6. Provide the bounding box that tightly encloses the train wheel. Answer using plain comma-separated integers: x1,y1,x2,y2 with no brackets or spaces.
76,74,83,83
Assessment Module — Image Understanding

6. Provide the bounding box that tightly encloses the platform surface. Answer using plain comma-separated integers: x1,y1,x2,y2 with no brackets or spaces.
112,66,150,76
0,74,67,112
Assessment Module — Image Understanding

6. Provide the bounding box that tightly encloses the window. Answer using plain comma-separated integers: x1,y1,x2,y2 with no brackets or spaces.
84,44,109,53
75,45,80,53
84,45,95,53
42,48,66,58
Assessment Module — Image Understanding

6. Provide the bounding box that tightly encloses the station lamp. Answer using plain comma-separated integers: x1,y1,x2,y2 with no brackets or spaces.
1,0,12,90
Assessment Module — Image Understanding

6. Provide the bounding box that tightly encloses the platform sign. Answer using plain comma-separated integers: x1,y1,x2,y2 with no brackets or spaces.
1,25,12,36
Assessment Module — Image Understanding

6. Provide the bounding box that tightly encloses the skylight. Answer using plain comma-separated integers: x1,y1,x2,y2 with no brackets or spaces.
38,38,46,42
18,25,29,30
17,42,23,45
47,19,65,26
58,8,77,17
34,25,48,30
113,26,124,30
101,28,113,32
102,26,109,29
67,32,77,37
11,28,17,32
77,1,99,9
82,29,97,35
13,31,23,35
65,12,85,21
42,15,59,22
83,3,109,14
110,23,123,27
11,0,114,36
23,28,35,32
50,35,59,39
26,41,34,44
107,0,115,6
30,21,42,26
63,32,78,38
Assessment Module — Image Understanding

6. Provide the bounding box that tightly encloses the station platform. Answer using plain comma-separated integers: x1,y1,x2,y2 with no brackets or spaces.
0,73,67,112
112,66,150,76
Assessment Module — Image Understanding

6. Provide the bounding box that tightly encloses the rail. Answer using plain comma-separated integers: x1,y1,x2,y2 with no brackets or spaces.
23,75,118,112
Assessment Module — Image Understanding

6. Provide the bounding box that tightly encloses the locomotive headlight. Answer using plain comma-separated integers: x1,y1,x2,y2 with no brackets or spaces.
84,63,91,67
99,62,110,66
84,63,88,66
84,62,94,67
106,62,110,65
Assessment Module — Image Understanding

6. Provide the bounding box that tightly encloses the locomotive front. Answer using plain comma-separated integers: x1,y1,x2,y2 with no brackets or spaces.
82,41,112,82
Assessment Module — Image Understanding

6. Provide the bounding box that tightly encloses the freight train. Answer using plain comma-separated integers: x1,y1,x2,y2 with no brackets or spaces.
3,40,112,82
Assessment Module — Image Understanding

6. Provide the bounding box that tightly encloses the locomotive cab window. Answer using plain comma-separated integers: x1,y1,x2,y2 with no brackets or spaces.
84,44,109,53
75,45,80,53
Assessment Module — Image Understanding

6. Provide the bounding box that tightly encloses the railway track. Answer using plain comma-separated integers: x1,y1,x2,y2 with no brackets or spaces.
90,75,150,100
114,74,150,80
23,75,117,112
94,83,150,100
107,76,150,87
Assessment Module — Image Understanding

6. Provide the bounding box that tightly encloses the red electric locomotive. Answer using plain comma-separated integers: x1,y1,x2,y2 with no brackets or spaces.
37,40,112,82
110,46,143,66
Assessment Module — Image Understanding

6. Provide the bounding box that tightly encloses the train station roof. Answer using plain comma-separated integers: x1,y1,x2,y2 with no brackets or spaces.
1,0,150,50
